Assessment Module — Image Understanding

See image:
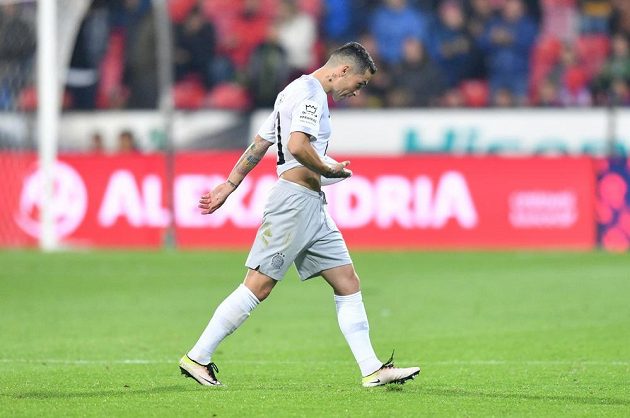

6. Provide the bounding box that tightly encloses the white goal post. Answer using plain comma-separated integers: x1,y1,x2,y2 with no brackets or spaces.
36,0,90,250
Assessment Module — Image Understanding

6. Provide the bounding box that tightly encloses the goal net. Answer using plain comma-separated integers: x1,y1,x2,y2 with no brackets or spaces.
0,0,89,248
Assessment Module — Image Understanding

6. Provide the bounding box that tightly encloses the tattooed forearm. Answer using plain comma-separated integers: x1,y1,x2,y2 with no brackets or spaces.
235,143,264,175
225,137,272,187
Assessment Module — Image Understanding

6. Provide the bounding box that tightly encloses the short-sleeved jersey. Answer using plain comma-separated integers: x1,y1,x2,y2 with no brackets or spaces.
257,74,331,177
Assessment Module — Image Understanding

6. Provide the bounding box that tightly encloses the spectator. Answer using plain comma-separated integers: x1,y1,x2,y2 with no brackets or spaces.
493,86,516,106
221,0,270,70
387,38,447,106
536,77,562,106
478,0,538,104
277,0,318,73
174,6,216,88
429,0,483,87
609,77,630,105
90,132,105,153
594,33,630,103
247,27,290,107
0,3,35,110
547,44,591,106
467,0,496,40
579,0,612,34
441,87,466,106
370,0,429,66
322,0,355,43
540,0,579,42
610,0,630,36
117,130,138,153
122,0,158,109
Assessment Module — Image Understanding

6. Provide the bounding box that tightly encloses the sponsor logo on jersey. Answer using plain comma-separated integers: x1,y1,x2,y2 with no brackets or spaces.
298,100,320,126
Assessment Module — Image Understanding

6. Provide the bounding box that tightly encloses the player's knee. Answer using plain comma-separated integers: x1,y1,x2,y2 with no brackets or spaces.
244,270,276,301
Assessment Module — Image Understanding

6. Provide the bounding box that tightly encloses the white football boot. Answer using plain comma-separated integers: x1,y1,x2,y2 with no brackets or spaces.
361,352,420,387
179,355,222,386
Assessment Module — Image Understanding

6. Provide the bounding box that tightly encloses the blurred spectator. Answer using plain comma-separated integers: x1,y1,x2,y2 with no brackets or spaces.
370,0,429,65
277,0,318,73
247,27,290,107
579,0,612,34
429,0,483,87
594,33,630,104
122,0,158,109
90,132,105,153
537,77,562,106
387,38,447,106
547,43,591,106
609,77,630,105
493,87,516,106
540,0,579,42
478,0,538,104
0,3,35,110
221,0,270,70
610,0,630,36
67,2,110,110
441,87,466,106
523,0,543,25
560,67,592,105
174,6,216,88
467,0,497,40
322,0,355,43
117,130,138,153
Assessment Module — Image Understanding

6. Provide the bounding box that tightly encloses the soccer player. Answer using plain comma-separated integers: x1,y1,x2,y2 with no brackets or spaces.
179,42,420,387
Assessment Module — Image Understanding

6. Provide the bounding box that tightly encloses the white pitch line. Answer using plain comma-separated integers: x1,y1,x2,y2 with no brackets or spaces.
0,359,628,366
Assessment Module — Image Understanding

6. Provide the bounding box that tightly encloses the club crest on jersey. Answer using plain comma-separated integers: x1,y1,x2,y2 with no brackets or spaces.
305,104,317,114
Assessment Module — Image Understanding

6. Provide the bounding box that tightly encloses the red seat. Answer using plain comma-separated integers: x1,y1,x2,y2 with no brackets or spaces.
460,79,489,107
173,79,206,109
206,82,251,110
168,0,198,23
533,36,562,67
18,86,73,111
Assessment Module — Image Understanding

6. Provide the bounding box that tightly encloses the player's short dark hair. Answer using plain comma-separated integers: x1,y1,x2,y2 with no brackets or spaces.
329,42,377,75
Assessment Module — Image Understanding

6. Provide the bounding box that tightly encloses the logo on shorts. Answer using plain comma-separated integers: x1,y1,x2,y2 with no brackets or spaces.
271,253,285,269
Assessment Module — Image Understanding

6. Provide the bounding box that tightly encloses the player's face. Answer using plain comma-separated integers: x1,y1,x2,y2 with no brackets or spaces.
332,68,373,101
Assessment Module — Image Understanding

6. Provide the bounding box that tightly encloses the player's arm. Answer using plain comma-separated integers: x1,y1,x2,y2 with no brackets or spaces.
199,135,273,215
287,131,352,178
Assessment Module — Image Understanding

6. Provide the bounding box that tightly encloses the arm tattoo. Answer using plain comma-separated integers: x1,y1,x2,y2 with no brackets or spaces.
236,142,264,175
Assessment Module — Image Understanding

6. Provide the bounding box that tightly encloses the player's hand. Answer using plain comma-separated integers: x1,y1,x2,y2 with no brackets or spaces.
198,182,234,215
324,160,353,178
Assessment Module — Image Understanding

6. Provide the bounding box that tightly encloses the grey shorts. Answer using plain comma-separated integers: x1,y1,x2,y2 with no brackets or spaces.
245,179,352,281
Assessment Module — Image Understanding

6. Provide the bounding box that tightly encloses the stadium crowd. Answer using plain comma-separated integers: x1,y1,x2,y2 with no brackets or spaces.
2,0,630,109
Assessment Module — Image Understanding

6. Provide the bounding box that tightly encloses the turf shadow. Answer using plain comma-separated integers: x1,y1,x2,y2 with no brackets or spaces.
1,384,200,400
423,387,630,406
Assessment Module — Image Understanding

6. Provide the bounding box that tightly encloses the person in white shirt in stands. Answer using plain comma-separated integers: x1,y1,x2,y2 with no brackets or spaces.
179,42,421,388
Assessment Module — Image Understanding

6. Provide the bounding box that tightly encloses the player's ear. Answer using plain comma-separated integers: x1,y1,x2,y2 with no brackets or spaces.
341,65,351,76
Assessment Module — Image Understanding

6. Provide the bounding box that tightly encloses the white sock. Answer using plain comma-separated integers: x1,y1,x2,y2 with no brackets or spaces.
187,284,260,365
334,291,382,376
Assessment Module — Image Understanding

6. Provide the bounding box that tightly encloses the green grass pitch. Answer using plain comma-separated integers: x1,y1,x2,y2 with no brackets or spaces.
0,250,629,417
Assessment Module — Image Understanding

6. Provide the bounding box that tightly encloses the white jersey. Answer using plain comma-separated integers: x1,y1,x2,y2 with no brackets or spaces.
257,74,331,177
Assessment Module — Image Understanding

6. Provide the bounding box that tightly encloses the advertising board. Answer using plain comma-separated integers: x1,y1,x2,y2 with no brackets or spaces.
0,153,595,250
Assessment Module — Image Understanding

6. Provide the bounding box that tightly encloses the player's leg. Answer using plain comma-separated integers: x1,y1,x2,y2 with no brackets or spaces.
321,264,383,376
322,264,421,387
181,180,313,386
180,270,276,386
